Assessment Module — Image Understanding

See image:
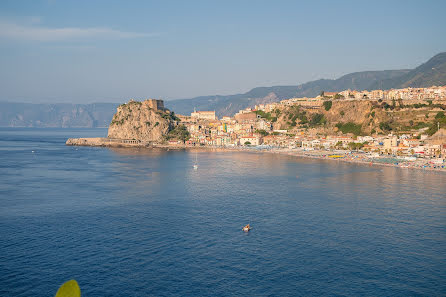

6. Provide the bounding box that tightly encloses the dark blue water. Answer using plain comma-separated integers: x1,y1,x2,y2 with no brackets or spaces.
0,128,445,296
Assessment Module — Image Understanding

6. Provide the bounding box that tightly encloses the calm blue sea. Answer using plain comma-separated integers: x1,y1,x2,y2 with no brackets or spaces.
0,128,445,296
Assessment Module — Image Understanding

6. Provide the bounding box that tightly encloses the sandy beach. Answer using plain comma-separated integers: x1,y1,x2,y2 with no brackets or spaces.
65,137,445,173
153,143,446,173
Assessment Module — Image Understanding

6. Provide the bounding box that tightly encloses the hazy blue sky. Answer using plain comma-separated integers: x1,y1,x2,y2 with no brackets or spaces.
1,0,446,103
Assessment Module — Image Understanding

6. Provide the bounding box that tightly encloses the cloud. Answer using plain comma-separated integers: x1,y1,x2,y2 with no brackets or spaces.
0,21,158,41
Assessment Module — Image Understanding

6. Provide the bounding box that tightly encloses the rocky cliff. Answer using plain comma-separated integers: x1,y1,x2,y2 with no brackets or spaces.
107,100,176,142
270,99,446,136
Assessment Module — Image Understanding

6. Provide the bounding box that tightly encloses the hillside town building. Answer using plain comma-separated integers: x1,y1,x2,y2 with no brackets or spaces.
191,109,217,120
171,86,446,166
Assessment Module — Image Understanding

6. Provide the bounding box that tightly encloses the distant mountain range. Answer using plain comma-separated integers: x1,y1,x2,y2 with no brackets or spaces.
1,52,445,127
369,52,446,90
166,52,446,117
0,102,119,128
165,69,411,117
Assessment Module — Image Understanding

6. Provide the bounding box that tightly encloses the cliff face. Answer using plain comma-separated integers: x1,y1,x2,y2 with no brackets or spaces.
323,100,389,134
107,100,175,142
274,100,385,131
272,99,446,135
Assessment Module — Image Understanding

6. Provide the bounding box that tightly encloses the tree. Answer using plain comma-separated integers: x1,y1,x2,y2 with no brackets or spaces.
323,101,333,111
335,141,344,149
379,122,392,132
167,125,190,143
435,111,445,119
348,142,364,151
334,93,344,99
255,110,273,121
427,116,446,135
336,122,362,136
398,98,404,108
255,129,269,136
170,111,180,121
310,113,326,126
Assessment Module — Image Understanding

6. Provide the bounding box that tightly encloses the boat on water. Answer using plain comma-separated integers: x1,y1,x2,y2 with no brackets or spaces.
242,224,251,232
193,152,198,170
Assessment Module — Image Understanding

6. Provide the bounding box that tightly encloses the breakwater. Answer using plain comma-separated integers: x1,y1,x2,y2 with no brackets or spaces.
66,137,146,147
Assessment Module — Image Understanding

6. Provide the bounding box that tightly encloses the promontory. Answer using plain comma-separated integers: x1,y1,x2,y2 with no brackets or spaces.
66,99,186,147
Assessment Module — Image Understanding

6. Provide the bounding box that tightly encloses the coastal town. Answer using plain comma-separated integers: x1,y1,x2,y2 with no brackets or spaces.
67,86,446,171
4,2,446,295
170,86,446,170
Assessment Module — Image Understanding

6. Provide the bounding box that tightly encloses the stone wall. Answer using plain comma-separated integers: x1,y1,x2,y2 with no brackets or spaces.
146,99,165,111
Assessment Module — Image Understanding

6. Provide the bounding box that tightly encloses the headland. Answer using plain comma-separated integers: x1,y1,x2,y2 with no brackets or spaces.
67,87,446,172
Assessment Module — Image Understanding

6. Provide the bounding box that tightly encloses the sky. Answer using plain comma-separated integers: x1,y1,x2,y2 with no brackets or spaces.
1,0,446,104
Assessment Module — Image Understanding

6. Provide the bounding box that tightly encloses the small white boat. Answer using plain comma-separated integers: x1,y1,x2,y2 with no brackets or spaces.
242,224,251,232
193,152,198,170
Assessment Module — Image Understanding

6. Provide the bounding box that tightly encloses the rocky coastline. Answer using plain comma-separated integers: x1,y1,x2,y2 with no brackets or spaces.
66,98,445,173
65,137,148,147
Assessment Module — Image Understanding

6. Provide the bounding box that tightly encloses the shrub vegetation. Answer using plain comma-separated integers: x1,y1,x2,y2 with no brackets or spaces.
335,122,362,136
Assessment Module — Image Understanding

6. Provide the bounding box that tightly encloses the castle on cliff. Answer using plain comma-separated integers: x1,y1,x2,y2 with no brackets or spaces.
128,98,165,111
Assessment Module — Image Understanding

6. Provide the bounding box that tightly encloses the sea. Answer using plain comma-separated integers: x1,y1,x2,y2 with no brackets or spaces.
0,128,445,296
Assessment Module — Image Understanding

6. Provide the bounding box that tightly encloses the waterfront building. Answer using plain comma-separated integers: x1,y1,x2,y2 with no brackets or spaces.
239,136,262,146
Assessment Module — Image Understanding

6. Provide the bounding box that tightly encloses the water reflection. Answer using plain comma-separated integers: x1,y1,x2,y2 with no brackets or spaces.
1,131,446,296
108,147,170,157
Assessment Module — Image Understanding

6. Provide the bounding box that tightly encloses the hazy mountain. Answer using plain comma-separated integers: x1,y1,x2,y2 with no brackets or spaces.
370,52,446,90
0,102,119,128
1,52,445,126
166,52,446,117
165,69,410,117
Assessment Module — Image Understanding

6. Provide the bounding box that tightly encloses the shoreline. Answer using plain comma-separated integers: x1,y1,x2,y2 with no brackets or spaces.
147,144,446,173
199,145,446,173
66,138,446,173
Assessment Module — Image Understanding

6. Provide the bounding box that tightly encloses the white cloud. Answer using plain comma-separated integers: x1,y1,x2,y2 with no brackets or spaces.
0,21,158,41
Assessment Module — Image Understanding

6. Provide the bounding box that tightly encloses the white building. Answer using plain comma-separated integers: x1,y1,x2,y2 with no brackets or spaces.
239,136,262,146
191,109,217,120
